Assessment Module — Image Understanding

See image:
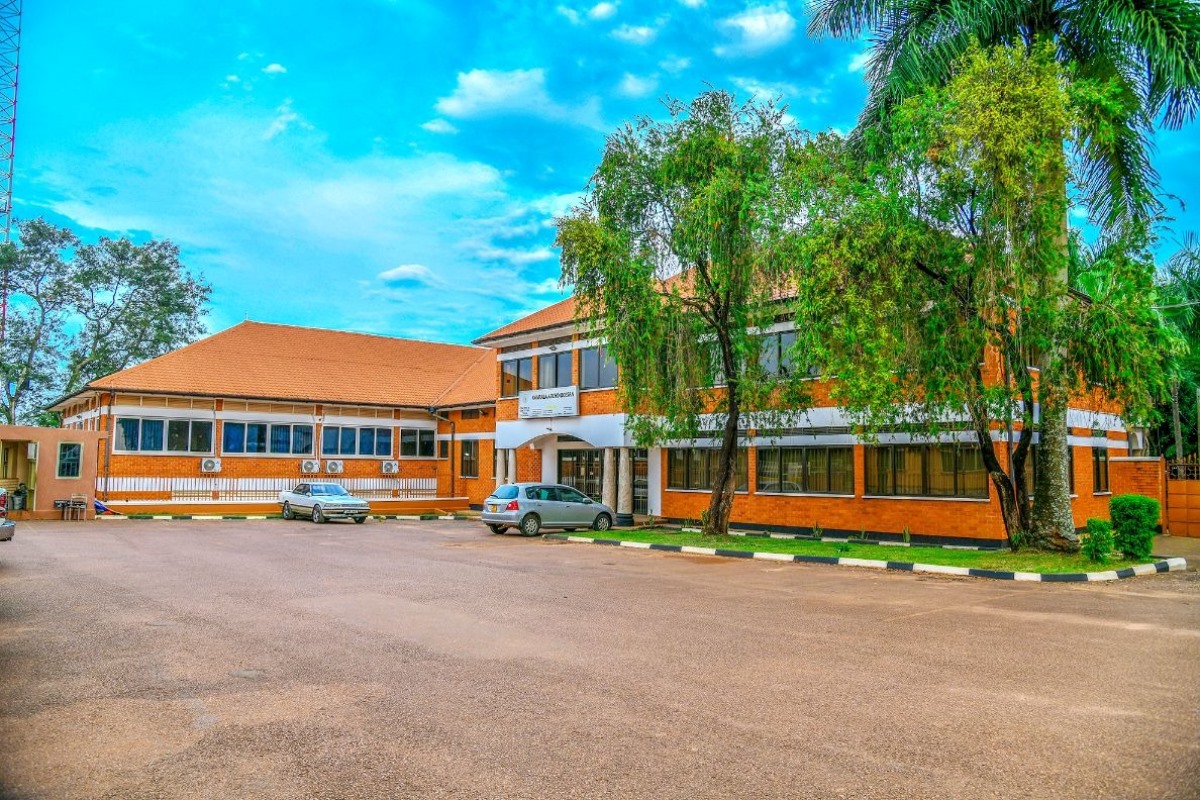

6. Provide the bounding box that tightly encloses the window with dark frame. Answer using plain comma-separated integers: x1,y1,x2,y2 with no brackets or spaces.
1093,446,1110,493
320,426,393,457
864,444,988,499
57,442,82,479
439,439,449,459
461,440,479,478
538,350,574,389
579,345,617,389
501,357,534,397
398,428,436,458
665,447,748,491
119,417,214,453
461,408,482,420
755,446,853,494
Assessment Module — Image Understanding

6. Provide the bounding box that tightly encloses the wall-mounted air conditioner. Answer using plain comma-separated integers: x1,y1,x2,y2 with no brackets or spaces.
324,460,344,474
26,442,37,461
200,457,222,473
300,459,321,474
381,460,400,475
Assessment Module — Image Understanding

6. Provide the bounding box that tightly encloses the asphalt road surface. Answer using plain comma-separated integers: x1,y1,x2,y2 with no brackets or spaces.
0,519,1197,799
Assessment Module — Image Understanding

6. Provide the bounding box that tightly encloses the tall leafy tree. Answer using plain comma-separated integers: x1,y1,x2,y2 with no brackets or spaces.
1152,233,1200,458
0,218,211,424
808,0,1200,545
557,92,807,535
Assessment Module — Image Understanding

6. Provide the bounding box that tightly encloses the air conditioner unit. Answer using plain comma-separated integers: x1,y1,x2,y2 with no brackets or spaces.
26,442,37,461
200,457,222,473
300,459,321,474
381,460,400,475
324,460,344,474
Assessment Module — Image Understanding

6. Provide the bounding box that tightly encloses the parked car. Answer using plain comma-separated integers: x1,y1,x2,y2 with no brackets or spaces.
278,482,370,524
0,487,12,541
481,482,614,536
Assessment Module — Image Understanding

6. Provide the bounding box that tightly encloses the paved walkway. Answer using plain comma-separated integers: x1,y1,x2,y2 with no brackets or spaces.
1154,534,1200,567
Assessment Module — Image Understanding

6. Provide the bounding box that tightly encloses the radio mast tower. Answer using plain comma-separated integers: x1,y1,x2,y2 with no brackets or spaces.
0,0,20,347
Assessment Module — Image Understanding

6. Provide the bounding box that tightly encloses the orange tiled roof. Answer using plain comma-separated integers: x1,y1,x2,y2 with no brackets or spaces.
82,321,496,408
474,297,577,344
433,348,498,407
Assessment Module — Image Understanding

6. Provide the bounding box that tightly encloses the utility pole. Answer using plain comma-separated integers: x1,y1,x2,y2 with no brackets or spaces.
0,0,20,350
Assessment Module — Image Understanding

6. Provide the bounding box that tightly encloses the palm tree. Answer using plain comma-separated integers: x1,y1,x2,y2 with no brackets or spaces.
808,0,1200,548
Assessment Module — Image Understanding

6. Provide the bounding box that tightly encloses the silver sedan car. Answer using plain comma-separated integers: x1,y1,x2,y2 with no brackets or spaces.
481,482,614,536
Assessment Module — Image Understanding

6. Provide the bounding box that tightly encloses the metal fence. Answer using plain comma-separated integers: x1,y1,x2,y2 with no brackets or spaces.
1168,458,1200,481
100,476,438,502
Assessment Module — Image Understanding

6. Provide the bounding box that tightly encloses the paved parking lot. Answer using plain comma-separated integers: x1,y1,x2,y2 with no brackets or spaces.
0,518,1197,799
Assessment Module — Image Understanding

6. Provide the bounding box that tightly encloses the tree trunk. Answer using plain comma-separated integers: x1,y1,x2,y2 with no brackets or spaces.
704,387,740,535
970,409,1030,548
1030,397,1079,551
1170,378,1184,458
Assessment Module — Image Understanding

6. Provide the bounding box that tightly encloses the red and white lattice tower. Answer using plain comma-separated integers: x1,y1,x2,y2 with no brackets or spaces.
0,0,19,346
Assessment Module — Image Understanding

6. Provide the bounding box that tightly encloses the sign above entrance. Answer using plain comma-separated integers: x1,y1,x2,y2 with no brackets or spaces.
518,385,579,419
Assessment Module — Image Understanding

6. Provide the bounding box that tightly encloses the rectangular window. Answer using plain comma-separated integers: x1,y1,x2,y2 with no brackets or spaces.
461,440,479,478
864,444,988,499
116,418,140,451
398,428,436,458
167,420,191,452
501,357,534,397
245,423,268,454
439,439,449,459
270,425,292,454
400,428,418,457
418,429,435,457
191,422,214,453
358,428,375,456
292,425,313,455
756,330,801,377
57,442,82,479
1093,447,1109,493
322,426,339,456
538,350,574,389
375,428,392,457
756,447,854,494
666,447,748,491
579,345,617,389
224,422,247,453
119,418,213,453
322,426,393,456
461,408,482,420
141,419,164,452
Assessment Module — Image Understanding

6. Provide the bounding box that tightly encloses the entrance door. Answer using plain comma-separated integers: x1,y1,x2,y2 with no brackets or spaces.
633,448,648,515
558,449,603,502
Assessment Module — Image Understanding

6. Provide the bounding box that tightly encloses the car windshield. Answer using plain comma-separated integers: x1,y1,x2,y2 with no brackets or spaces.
312,484,349,496
492,485,519,500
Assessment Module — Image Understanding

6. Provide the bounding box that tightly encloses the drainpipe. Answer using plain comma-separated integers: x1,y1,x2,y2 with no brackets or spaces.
104,390,115,500
428,407,456,499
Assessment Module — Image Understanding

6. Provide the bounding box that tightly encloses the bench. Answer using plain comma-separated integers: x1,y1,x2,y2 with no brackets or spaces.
54,495,88,520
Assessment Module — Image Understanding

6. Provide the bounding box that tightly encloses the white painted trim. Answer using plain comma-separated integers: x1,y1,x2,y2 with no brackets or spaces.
113,406,219,422
435,432,495,441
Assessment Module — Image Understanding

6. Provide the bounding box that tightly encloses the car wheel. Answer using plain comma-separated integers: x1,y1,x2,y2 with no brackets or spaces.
353,516,366,524
312,505,326,524
592,513,612,532
282,501,294,520
520,514,541,537
488,524,506,534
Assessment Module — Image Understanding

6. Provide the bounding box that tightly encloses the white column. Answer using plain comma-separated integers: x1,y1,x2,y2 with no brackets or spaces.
617,447,634,526
495,447,506,487
602,448,617,511
508,448,518,484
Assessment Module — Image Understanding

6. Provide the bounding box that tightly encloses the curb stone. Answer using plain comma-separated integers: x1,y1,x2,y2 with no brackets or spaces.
95,514,467,522
543,534,1187,582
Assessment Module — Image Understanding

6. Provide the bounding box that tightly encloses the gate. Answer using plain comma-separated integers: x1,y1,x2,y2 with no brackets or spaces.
1166,458,1200,537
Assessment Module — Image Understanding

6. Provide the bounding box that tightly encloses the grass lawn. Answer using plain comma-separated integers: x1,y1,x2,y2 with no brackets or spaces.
572,528,1154,574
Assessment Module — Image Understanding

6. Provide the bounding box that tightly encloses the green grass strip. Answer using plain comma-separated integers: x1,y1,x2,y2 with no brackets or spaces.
601,529,1152,574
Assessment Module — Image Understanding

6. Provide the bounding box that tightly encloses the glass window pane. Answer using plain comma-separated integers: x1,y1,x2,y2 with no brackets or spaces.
339,427,356,456
958,445,988,498
246,423,267,454
688,449,709,490
893,445,924,495
780,448,805,493
756,447,780,492
116,418,140,451
597,346,618,388
557,351,573,387
517,358,534,393
321,426,339,455
400,429,418,457
580,347,599,389
779,330,796,376
190,421,213,453
292,425,313,455
167,420,190,452
667,449,686,489
57,443,82,478
224,422,246,454
141,419,164,451
358,428,375,456
829,447,854,494
501,361,518,398
737,448,748,491
865,447,891,495
928,444,957,497
419,430,435,457
807,447,829,493
375,428,391,456
270,425,292,454
539,355,557,389
461,440,478,477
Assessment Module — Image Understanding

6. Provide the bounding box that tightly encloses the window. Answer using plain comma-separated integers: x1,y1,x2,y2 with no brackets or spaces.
1093,446,1110,493
864,444,988,499
757,330,798,377
1025,444,1076,497
755,446,854,494
461,440,479,478
57,442,82,479
501,357,534,397
579,345,617,389
398,428,435,458
665,447,748,491
263,423,314,455
439,439,449,459
222,422,270,453
461,408,483,420
117,418,213,453
538,350,574,389
320,426,393,457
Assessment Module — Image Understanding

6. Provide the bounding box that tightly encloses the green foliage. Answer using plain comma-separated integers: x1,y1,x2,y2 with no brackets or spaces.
1083,518,1115,564
1,218,211,424
1109,494,1160,559
557,91,811,534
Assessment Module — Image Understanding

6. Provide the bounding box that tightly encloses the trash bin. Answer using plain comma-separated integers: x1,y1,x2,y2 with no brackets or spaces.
11,483,26,511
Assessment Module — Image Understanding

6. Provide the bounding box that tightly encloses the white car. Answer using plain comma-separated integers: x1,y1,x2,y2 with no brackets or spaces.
279,482,370,524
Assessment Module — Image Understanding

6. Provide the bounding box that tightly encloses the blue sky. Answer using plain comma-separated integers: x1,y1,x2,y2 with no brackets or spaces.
18,1,1200,344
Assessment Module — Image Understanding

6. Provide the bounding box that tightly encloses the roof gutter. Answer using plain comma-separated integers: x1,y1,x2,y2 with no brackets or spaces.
427,407,456,500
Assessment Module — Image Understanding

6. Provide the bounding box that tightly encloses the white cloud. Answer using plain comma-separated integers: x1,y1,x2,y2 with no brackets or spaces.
378,263,439,286
660,56,690,74
677,0,704,6
435,68,603,128
262,63,287,75
612,24,657,44
714,3,796,57
225,74,241,83
589,1,618,20
848,49,872,73
474,245,556,264
263,99,312,140
421,118,458,134
617,73,658,97
556,5,581,23
731,77,797,101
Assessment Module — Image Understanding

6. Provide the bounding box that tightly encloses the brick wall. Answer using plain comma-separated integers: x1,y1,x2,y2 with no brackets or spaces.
1109,456,1165,526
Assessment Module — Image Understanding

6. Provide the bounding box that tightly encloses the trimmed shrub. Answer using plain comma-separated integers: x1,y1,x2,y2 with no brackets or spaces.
1082,518,1114,565
1109,494,1160,560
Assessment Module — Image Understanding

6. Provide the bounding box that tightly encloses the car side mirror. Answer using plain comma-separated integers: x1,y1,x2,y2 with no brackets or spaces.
582,498,593,504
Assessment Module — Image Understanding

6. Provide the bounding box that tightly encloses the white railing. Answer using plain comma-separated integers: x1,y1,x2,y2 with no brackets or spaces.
99,476,438,501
